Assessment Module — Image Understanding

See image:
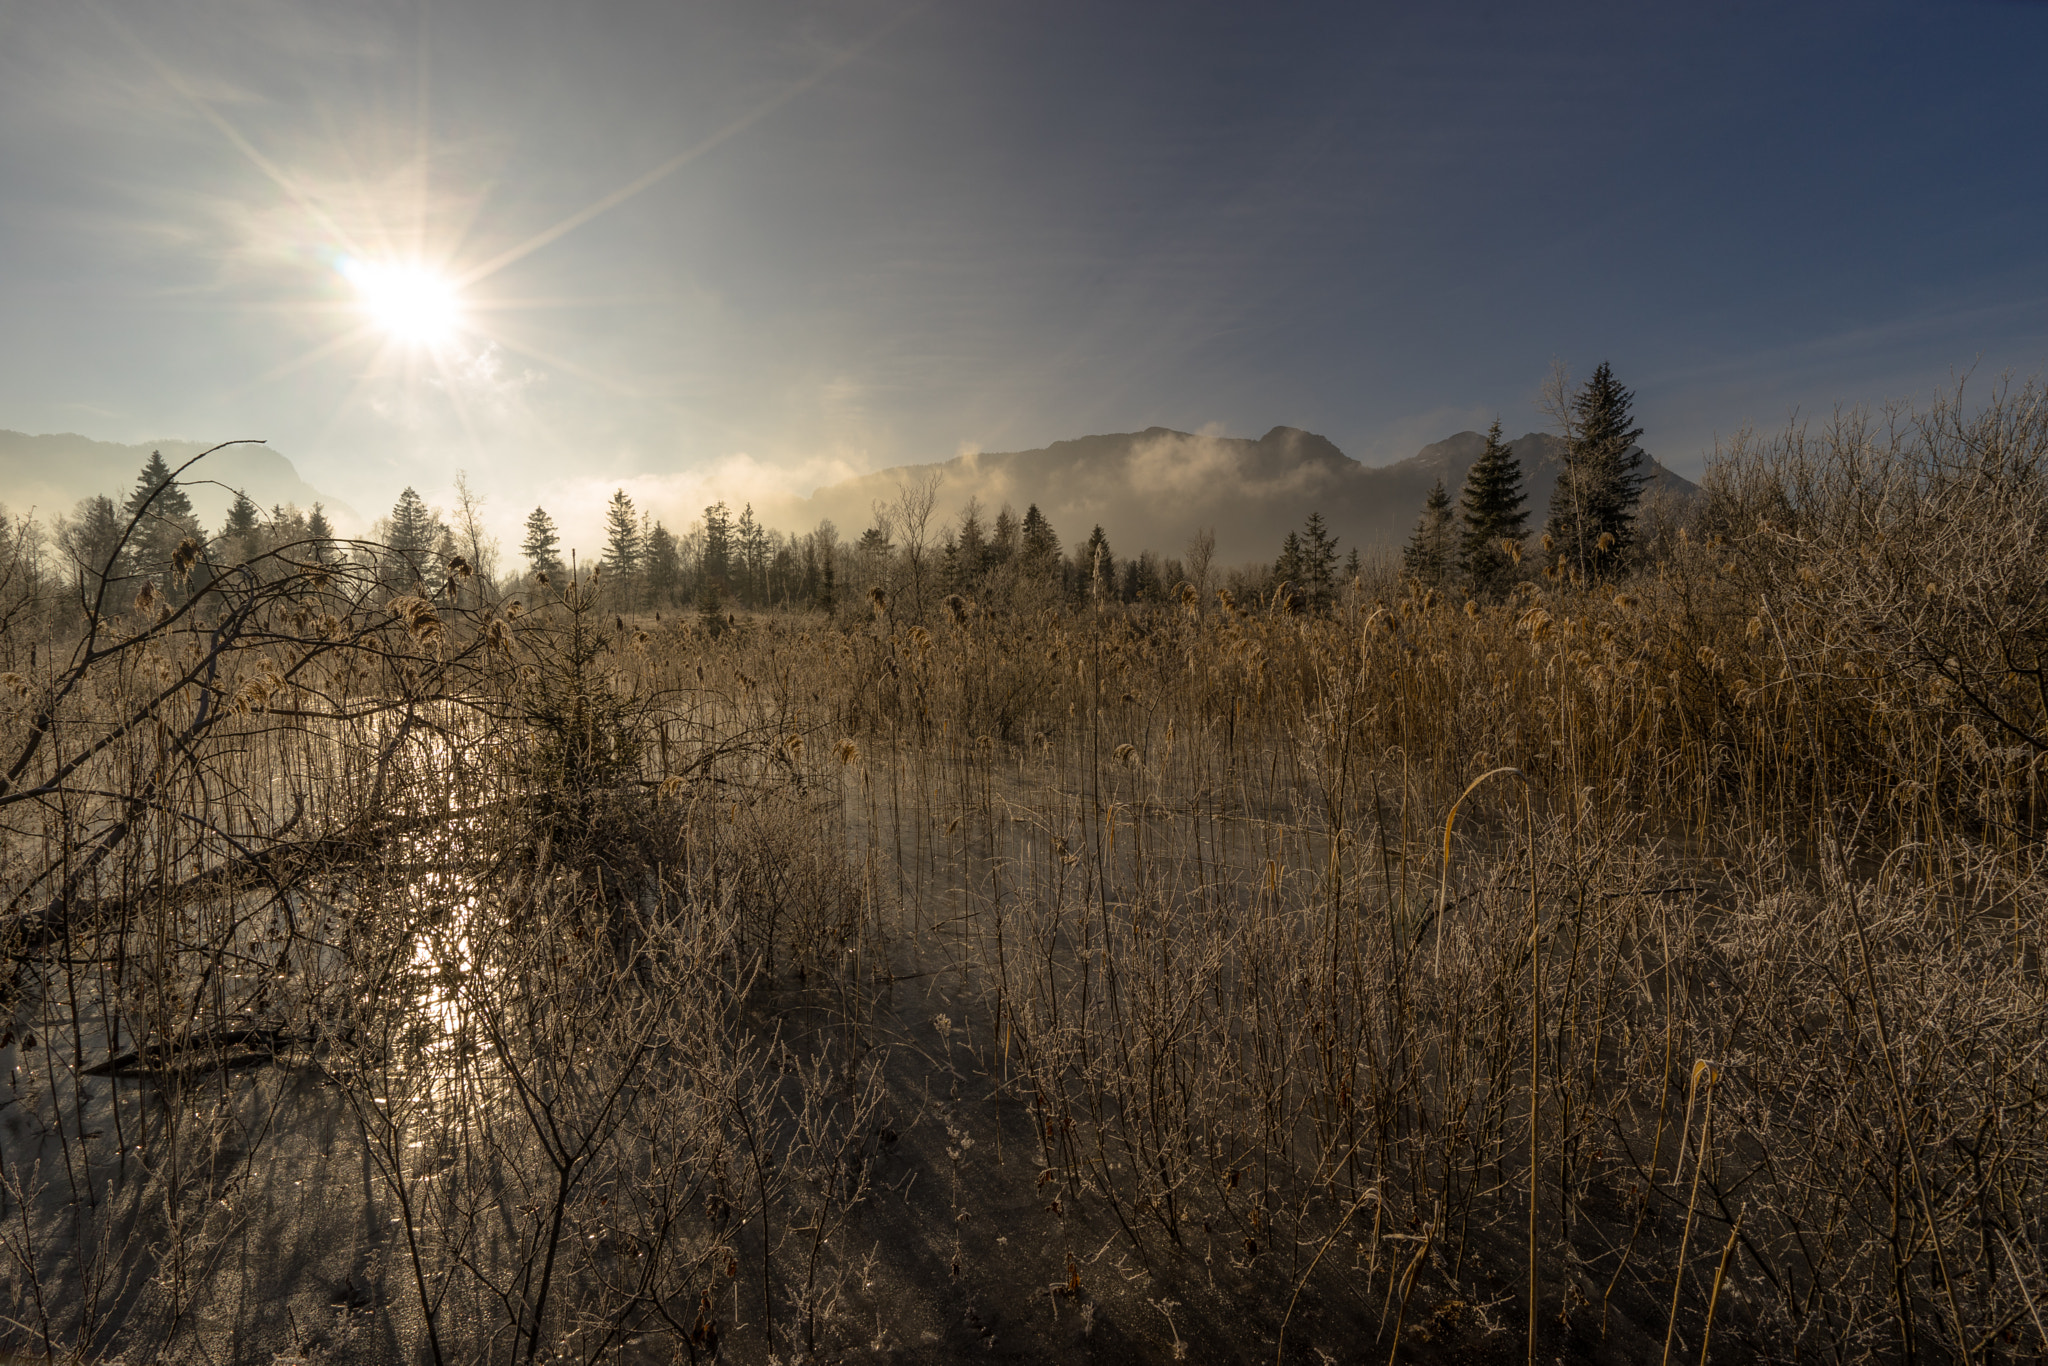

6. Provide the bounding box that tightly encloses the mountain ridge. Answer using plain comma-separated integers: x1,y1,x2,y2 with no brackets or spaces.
780,424,1695,564
0,430,357,532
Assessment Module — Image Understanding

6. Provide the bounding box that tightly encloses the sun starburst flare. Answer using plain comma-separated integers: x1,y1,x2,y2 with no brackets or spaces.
341,257,463,350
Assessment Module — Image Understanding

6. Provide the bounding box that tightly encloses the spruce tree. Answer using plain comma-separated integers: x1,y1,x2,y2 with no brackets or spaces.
954,498,989,590
643,521,680,605
122,451,202,582
218,490,262,565
306,504,338,564
1020,505,1060,576
1274,531,1304,590
854,525,893,594
1402,478,1455,586
737,504,769,605
1457,420,1529,599
696,574,727,637
989,505,1019,568
1080,525,1114,600
769,541,796,606
700,502,733,587
1299,512,1339,612
521,506,566,579
798,539,821,604
1546,361,1647,579
385,487,440,587
1121,550,1162,603
602,490,642,584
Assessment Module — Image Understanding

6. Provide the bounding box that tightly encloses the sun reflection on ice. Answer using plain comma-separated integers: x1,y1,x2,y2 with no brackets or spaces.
411,892,477,1049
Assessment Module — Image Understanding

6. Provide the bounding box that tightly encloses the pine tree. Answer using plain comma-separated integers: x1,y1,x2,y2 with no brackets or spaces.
1274,530,1304,589
521,506,566,579
266,504,307,553
643,521,680,606
769,542,796,606
701,502,733,587
218,490,262,565
385,487,440,587
306,504,338,564
1019,505,1059,576
737,504,769,605
989,506,1019,568
122,451,202,582
1546,362,1647,579
1457,420,1529,599
1080,525,1114,600
602,490,642,603
1402,478,1455,586
954,498,989,590
1299,512,1339,612
696,574,727,637
1120,550,1162,603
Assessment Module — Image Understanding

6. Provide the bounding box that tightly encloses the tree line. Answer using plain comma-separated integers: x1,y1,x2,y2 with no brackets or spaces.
43,450,345,612
25,449,504,623
514,475,1220,625
6,359,1662,633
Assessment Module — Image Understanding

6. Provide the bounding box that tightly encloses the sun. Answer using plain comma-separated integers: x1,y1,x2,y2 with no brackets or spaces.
341,257,464,349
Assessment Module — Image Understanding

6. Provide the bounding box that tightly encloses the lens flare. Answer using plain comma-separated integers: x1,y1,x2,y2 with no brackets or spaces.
341,258,462,349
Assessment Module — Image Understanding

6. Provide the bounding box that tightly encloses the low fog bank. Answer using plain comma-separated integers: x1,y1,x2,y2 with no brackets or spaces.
0,421,1697,577
776,425,1697,563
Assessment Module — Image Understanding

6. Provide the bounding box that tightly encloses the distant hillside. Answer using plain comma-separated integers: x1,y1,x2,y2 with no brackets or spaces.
780,425,1696,564
0,431,355,532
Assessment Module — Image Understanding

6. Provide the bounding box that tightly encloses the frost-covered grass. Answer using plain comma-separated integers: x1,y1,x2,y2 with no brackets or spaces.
5,386,2048,1362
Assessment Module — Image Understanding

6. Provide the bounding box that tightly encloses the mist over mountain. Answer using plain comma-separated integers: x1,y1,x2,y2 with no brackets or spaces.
0,421,1696,572
776,425,1697,564
0,431,355,532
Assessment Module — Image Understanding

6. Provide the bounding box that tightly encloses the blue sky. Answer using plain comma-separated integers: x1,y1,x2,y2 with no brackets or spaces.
2,0,2044,543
